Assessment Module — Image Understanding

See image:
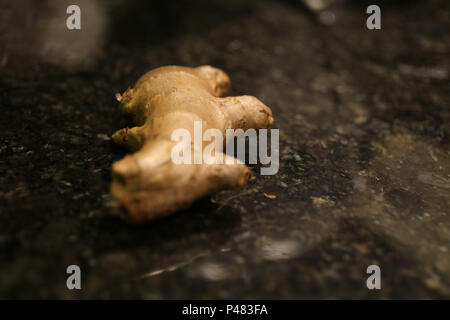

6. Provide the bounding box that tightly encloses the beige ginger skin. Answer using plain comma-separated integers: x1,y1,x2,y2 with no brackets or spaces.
111,65,274,223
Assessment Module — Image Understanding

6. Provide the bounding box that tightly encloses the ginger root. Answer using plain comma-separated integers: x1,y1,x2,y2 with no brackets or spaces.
111,65,274,223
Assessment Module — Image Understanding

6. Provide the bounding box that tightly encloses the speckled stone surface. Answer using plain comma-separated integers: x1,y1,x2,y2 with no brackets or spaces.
0,0,449,298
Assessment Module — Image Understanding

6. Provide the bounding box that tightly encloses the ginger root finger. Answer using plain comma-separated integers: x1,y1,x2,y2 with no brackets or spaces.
112,126,145,152
219,95,274,131
110,65,273,223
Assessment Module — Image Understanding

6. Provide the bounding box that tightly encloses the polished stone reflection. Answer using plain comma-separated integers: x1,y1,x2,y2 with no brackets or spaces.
260,239,300,261
1,0,107,70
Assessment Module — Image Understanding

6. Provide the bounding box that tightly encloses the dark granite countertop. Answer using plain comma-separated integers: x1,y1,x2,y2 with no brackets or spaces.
0,0,449,298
